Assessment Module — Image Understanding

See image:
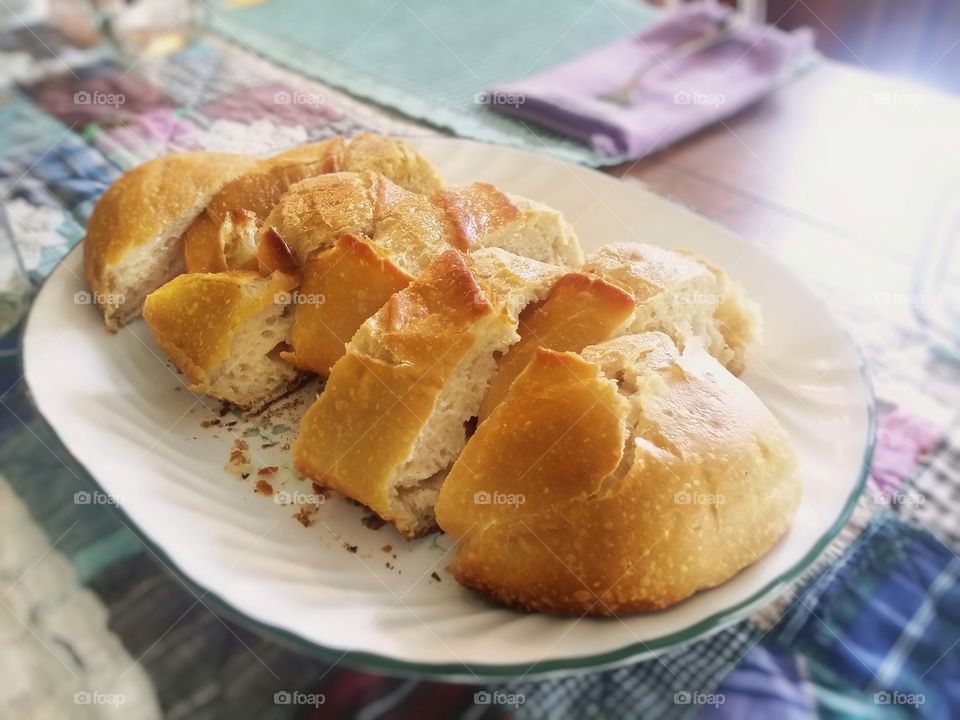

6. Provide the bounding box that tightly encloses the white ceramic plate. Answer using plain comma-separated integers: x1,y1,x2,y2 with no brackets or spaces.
23,138,874,680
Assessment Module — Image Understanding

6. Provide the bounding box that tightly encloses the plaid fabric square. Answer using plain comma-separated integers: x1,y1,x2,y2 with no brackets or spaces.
18,61,175,131
769,514,960,718
497,623,763,720
85,109,207,168
199,82,340,128
20,131,119,219
0,87,71,158
137,40,269,109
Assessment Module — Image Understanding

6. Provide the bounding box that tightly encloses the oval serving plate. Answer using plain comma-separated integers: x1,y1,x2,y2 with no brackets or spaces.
22,137,874,680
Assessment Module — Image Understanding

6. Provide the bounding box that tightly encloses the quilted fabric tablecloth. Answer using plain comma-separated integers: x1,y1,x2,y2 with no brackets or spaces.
1,11,959,720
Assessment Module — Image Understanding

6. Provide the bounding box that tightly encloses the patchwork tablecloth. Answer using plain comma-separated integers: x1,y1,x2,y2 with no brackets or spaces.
1,13,959,720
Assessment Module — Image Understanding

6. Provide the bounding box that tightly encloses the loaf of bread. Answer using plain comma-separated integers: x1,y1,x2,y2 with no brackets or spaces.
182,133,444,274
294,248,564,537
435,333,801,615
269,172,583,375
84,152,257,330
84,134,801,616
142,271,301,411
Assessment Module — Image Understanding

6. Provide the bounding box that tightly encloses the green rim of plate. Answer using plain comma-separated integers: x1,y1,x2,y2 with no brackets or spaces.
18,158,877,681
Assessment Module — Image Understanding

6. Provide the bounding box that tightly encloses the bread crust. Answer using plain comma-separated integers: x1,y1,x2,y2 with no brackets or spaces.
293,250,505,537
268,174,583,375
182,139,345,273
282,234,413,375
432,182,521,250
142,270,299,409
478,272,636,421
83,152,257,329
436,335,801,615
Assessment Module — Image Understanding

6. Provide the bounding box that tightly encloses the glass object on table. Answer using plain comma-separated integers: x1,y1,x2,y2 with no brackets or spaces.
83,0,208,61
915,183,960,362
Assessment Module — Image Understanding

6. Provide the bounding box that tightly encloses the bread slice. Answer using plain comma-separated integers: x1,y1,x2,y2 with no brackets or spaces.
181,138,344,273
142,271,302,412
281,234,414,375
293,249,563,537
478,272,636,422
183,134,444,274
436,333,801,615
83,152,257,331
584,243,760,374
266,172,584,375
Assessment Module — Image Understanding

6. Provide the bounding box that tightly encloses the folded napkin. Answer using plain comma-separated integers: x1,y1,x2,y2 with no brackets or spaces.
488,1,813,160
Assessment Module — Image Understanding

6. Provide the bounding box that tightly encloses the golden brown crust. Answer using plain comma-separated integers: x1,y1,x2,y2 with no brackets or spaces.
340,132,444,193
142,270,297,385
282,234,413,375
258,171,380,266
83,152,256,326
182,139,343,273
184,135,443,274
478,272,636,421
293,251,497,535
432,182,520,251
436,336,801,616
257,227,301,277
436,348,628,537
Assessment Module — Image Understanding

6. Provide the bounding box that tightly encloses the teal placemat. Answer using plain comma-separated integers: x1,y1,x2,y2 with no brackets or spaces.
212,0,660,166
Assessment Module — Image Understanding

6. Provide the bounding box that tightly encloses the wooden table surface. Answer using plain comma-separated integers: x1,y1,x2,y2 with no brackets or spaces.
611,60,959,313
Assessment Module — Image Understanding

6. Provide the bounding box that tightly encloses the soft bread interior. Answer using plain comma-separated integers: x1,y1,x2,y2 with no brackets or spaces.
478,195,583,268
584,243,759,374
143,272,301,412
103,209,198,328
387,316,511,534
201,301,300,412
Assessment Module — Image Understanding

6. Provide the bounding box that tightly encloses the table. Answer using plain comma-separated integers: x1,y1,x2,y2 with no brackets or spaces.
2,19,959,719
621,60,955,288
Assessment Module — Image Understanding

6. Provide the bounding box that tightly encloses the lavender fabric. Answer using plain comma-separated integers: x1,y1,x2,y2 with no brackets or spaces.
489,1,813,160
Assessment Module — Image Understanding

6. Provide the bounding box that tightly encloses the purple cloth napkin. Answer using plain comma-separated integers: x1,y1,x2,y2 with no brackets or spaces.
489,1,813,160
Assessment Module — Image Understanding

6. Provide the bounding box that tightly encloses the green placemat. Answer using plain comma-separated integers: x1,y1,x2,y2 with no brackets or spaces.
212,0,660,166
